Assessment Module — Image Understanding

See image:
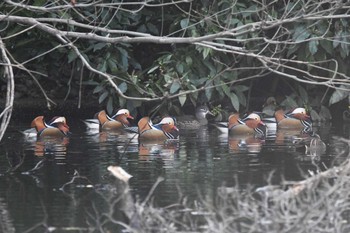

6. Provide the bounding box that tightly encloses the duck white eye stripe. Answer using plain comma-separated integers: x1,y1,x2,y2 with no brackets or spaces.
238,119,245,125
107,115,116,121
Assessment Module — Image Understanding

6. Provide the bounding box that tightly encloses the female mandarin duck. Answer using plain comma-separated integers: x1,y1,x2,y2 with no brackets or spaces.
83,109,134,131
262,97,277,117
23,116,70,138
138,116,179,141
228,113,266,137
176,105,214,130
274,107,312,130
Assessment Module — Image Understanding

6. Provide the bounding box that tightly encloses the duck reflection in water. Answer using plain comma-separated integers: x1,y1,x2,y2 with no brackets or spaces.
33,137,69,158
138,141,179,158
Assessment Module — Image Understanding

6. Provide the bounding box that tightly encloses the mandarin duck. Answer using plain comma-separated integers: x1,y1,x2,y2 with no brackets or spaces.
176,105,214,130
137,116,179,141
83,109,134,131
23,116,70,139
214,113,266,137
262,97,277,117
228,113,266,137
274,108,312,130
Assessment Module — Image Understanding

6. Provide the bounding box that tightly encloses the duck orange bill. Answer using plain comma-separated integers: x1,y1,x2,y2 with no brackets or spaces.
259,121,266,126
128,115,134,119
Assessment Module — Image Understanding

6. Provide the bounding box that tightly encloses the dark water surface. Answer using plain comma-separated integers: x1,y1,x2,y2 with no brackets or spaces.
0,120,349,232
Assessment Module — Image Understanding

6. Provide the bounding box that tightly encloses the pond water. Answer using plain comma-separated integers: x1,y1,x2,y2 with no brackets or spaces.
0,118,349,232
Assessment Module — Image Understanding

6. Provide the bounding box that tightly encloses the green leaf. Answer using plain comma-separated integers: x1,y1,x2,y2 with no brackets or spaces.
180,18,189,29
185,56,193,65
117,47,129,71
178,92,187,106
99,61,107,73
118,82,128,93
293,25,310,42
93,43,106,52
333,32,341,48
99,91,109,104
148,65,159,74
233,89,246,107
93,85,104,94
176,63,184,73
221,83,230,96
67,50,77,63
107,57,118,72
170,81,181,94
191,77,207,86
202,47,211,59
329,86,349,105
205,86,213,100
229,92,240,111
308,40,319,55
341,33,350,57
107,97,113,115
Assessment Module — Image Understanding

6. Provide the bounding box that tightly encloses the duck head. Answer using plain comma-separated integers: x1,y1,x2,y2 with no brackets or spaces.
242,113,266,136
195,105,214,120
158,117,179,132
112,109,134,126
288,108,310,121
50,117,70,135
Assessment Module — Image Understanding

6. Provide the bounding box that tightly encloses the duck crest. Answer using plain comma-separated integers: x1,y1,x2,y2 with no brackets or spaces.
274,109,285,123
228,113,241,129
97,110,110,126
31,116,46,133
138,117,152,134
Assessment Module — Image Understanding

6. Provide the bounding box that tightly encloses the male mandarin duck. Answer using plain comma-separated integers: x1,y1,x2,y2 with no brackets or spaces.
138,116,179,141
274,107,312,130
228,113,266,137
23,116,70,138
83,109,134,131
176,105,214,130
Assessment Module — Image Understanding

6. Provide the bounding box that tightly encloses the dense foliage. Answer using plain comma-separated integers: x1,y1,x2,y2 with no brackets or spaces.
1,0,350,115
